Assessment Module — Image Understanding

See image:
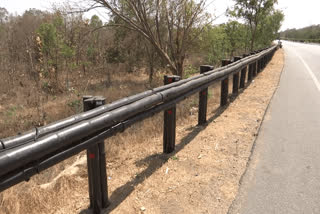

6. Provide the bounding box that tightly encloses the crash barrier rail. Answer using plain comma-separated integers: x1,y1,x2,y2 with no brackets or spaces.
0,45,279,213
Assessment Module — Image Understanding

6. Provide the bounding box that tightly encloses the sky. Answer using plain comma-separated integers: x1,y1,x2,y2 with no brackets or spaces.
1,0,320,31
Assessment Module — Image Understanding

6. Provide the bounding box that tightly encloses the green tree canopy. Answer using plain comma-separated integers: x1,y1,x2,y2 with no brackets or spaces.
229,0,281,50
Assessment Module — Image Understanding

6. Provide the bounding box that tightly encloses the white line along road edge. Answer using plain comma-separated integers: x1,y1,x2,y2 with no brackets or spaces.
293,49,320,92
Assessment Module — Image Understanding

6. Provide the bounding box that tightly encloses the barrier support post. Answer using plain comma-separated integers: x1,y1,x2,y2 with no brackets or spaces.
83,96,109,214
248,63,253,82
240,55,247,89
163,75,181,154
232,56,242,95
198,65,213,125
220,59,231,106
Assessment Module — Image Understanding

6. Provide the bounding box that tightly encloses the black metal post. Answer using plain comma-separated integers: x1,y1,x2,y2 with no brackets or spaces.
232,56,241,95
250,52,257,78
253,61,256,77
83,96,109,214
248,63,253,82
198,65,213,125
163,75,181,154
252,63,256,78
240,66,247,89
220,59,231,106
240,55,248,89
255,61,258,76
95,97,109,209
243,53,252,83
259,58,262,71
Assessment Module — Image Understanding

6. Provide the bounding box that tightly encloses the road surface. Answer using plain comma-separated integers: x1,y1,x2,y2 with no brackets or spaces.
229,41,320,214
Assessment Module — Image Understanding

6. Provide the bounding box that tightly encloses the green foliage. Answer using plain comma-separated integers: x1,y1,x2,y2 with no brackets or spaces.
90,15,103,28
105,47,124,64
281,25,320,42
37,23,57,56
229,0,282,50
67,99,80,107
38,20,74,59
200,24,227,65
6,106,18,117
200,22,248,65
208,90,213,99
87,45,96,61
256,10,284,48
42,81,50,90
171,156,179,161
106,17,145,71
67,99,81,113
37,13,76,94
232,0,276,20
47,59,55,66
199,4,283,66
223,21,248,56
84,15,104,64
184,65,198,78
60,43,75,59
53,15,64,28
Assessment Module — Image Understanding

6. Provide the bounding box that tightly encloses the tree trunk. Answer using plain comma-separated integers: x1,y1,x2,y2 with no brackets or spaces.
176,59,184,78
250,25,257,51
250,35,254,51
149,62,154,84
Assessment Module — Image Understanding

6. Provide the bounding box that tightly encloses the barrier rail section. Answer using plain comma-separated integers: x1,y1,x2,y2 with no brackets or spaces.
0,45,278,213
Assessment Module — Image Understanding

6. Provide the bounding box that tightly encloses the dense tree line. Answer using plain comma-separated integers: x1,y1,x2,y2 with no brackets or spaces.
0,0,283,96
280,25,320,43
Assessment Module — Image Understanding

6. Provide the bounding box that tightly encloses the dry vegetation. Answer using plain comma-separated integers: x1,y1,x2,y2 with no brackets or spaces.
0,0,283,138
0,49,284,214
0,1,285,213
0,68,161,138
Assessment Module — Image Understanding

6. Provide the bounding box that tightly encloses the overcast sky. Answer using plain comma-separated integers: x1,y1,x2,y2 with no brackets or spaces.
1,0,320,31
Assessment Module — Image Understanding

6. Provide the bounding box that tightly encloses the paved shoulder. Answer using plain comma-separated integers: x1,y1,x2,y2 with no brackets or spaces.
229,41,320,214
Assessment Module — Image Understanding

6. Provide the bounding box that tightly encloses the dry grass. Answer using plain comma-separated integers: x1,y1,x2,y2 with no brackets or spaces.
0,49,284,214
0,69,158,138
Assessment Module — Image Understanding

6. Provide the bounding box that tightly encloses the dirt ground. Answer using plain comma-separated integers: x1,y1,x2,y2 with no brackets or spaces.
0,49,284,214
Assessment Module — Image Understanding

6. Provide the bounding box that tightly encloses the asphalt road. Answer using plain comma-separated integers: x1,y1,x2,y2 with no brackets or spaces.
229,41,320,214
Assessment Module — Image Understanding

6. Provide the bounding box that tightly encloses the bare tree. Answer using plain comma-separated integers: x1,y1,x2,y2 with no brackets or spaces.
0,7,8,24
89,0,210,77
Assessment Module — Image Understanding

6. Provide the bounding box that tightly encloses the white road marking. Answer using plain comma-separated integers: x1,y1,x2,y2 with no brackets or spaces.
293,50,320,92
